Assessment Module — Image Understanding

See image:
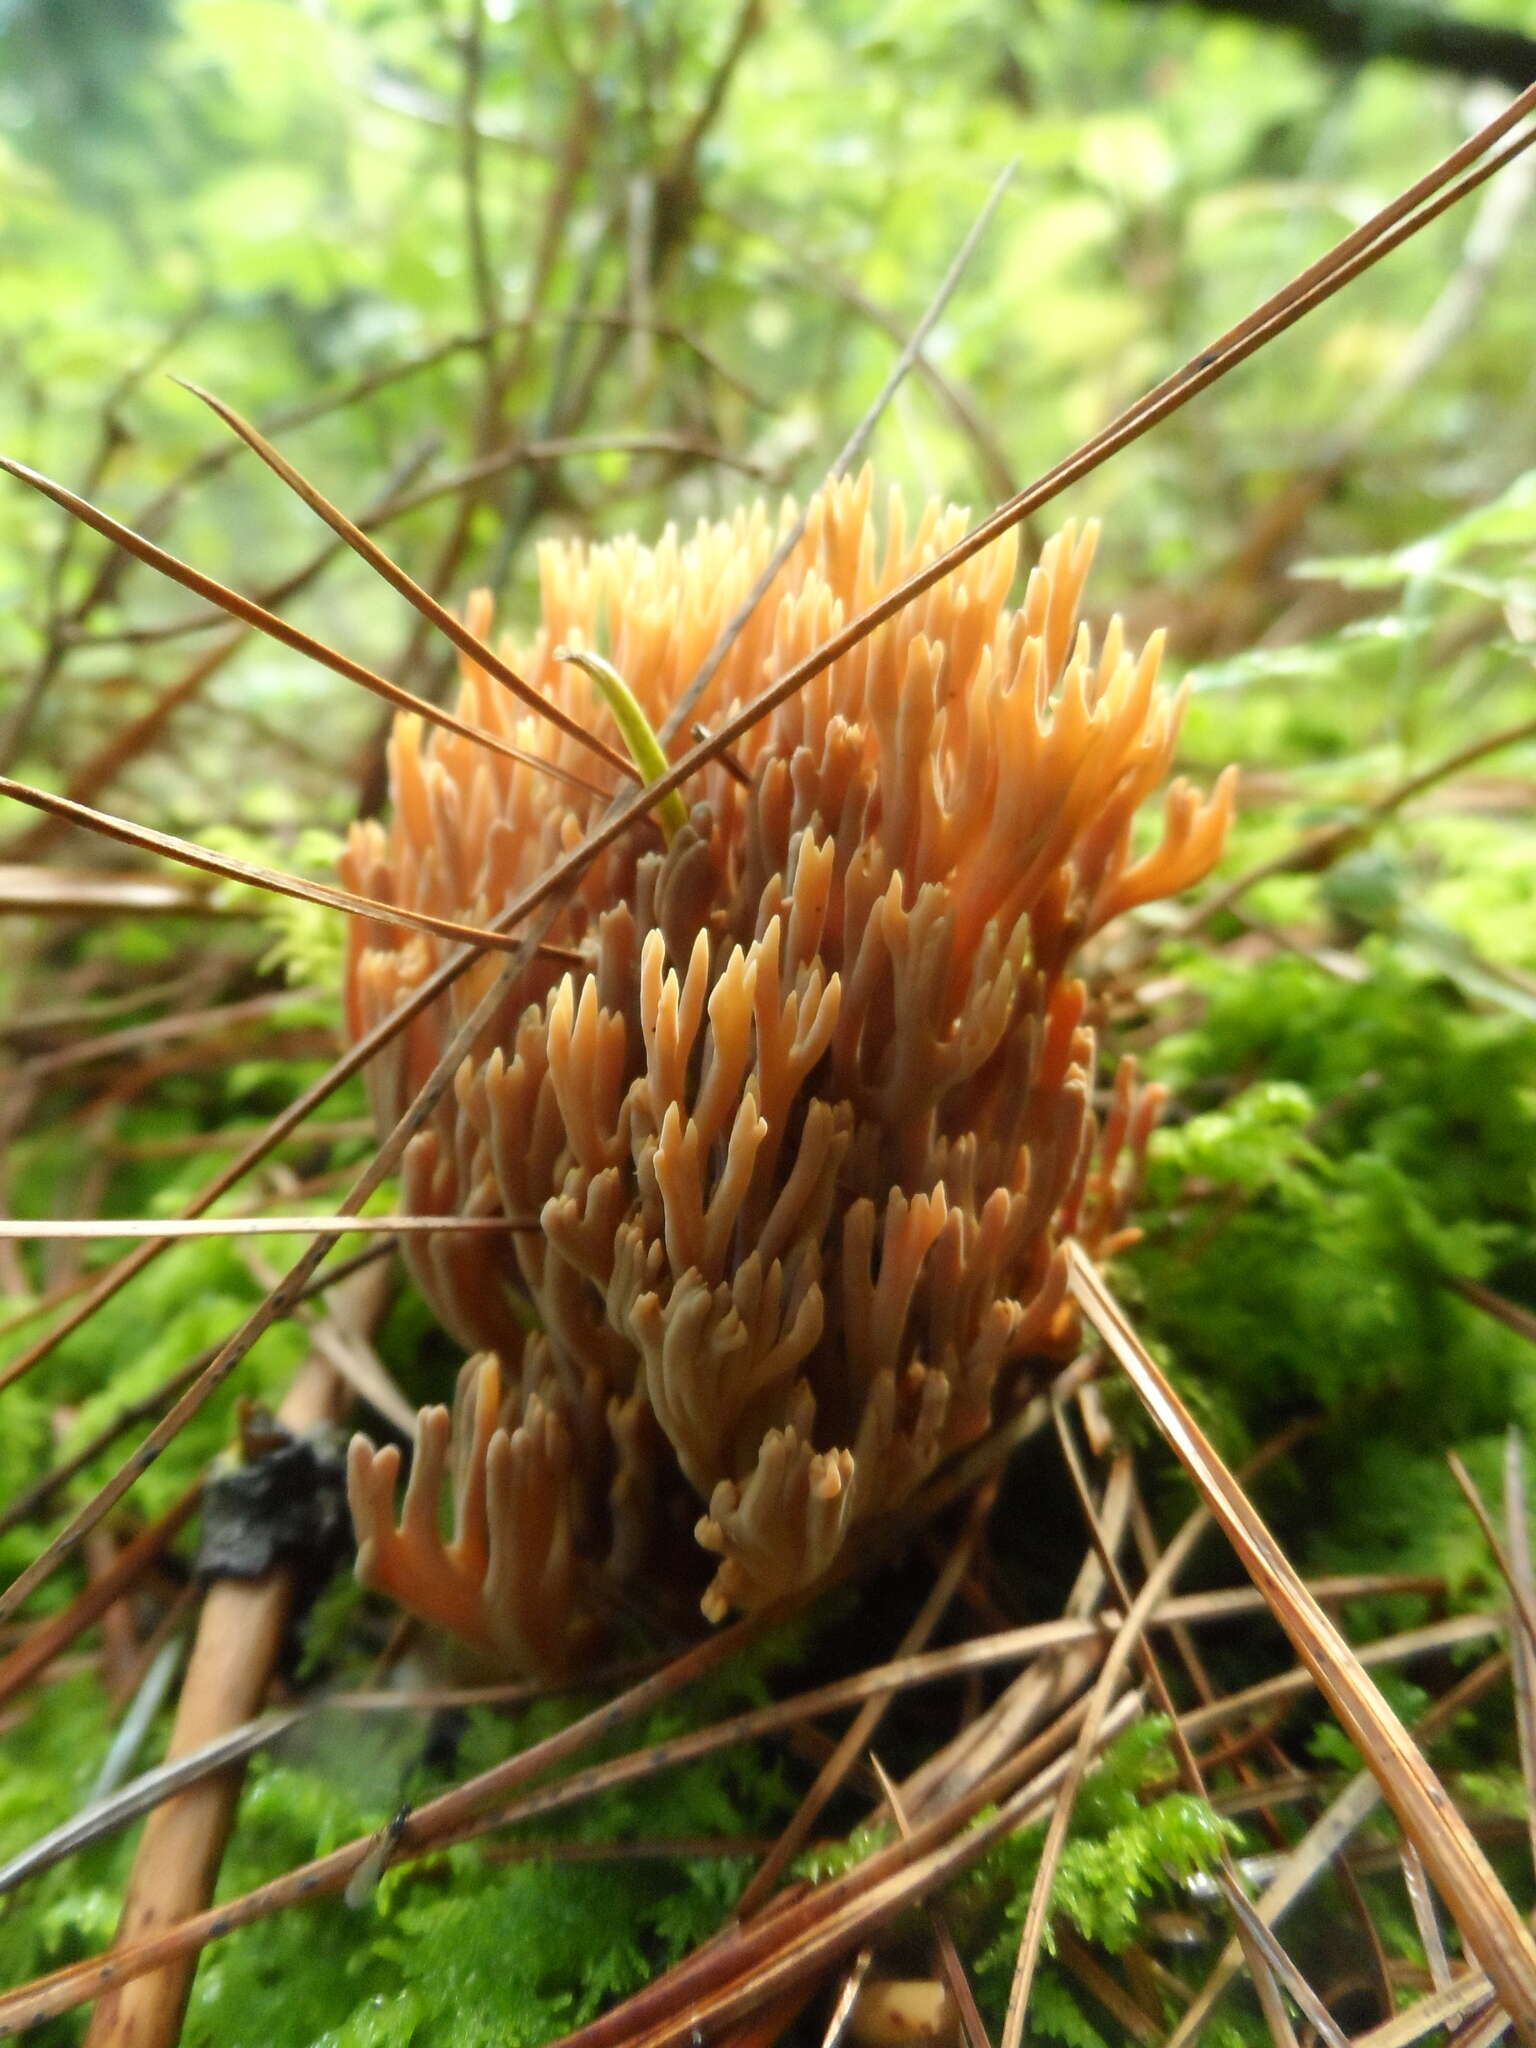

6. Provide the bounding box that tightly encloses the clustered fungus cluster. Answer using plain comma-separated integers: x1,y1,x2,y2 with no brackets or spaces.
341,471,1236,1675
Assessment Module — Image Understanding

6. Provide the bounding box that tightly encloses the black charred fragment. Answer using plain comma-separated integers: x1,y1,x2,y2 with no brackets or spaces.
196,1423,350,1603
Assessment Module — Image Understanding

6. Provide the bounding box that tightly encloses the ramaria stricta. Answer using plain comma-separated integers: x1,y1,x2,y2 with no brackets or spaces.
341,469,1237,1675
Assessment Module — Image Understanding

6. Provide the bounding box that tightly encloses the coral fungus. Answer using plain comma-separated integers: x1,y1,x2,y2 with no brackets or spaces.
341,470,1236,1672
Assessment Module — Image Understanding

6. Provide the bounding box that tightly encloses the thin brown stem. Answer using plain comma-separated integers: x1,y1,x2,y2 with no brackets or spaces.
0,1487,201,1711
0,1214,539,1242
1448,1451,1536,1665
82,1272,382,2048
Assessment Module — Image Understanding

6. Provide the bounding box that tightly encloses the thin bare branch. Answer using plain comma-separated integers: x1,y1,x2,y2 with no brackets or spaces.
1173,710,1536,945
716,201,1019,505
0,304,208,774
14,988,325,1086
1446,2000,1517,2048
458,0,498,339
658,156,1018,745
1176,1621,1505,1747
1452,1276,1536,1351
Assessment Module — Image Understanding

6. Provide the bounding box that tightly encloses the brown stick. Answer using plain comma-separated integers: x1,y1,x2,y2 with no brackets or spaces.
82,1265,384,2048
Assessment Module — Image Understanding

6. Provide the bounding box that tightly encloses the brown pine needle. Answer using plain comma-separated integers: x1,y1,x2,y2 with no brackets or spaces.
0,790,590,1407
0,1215,539,1241
0,774,581,962
77,1692,1125,2048
0,1486,202,1711
541,1697,1142,2048
998,1436,1216,2048
0,1590,1502,2026
0,1603,796,2034
1066,1241,1536,2046
0,454,609,802
1054,1415,1347,2048
1354,1978,1504,2048
171,378,638,785
0,984,457,1400
1448,1451,1536,1666
0,1580,1453,1902
1503,1432,1536,1888
0,899,573,1622
869,1756,995,2048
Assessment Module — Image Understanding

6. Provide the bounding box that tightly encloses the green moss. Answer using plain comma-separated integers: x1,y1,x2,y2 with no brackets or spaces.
957,1720,1235,2043
176,1663,797,2046
1128,951,1536,1585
